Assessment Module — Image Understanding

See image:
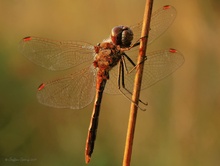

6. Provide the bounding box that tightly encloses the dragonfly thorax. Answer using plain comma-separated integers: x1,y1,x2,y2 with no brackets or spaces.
93,42,122,79
111,26,133,48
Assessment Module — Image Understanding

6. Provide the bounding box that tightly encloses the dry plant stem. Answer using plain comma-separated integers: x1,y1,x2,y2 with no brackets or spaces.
122,0,154,166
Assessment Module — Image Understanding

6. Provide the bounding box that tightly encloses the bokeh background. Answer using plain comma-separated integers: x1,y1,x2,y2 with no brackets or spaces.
1,0,220,165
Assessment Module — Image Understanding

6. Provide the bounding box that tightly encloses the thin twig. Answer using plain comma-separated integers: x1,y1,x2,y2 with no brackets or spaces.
122,0,154,166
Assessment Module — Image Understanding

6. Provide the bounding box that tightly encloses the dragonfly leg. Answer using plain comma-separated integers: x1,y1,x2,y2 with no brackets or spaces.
122,54,148,106
120,35,148,52
122,53,136,72
130,35,148,49
117,59,147,111
122,53,148,74
129,56,148,74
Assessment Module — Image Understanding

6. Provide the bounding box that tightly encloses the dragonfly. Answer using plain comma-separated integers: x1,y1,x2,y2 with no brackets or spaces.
20,5,184,163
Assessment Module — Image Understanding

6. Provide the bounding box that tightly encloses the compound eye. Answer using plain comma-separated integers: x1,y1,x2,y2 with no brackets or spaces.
121,27,133,47
111,26,123,45
111,26,133,47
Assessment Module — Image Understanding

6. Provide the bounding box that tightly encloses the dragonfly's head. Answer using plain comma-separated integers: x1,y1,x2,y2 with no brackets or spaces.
111,26,133,48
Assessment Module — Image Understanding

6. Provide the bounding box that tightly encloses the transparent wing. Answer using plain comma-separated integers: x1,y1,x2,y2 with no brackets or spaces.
37,65,97,109
141,49,184,89
105,49,184,94
19,36,94,71
130,5,176,46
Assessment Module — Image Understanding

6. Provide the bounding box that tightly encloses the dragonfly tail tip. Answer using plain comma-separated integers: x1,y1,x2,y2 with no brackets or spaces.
85,155,91,164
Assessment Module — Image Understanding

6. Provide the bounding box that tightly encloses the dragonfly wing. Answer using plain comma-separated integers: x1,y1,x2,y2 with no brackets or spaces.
37,65,97,109
104,65,120,94
130,5,177,46
105,49,184,94
141,49,184,90
20,36,94,71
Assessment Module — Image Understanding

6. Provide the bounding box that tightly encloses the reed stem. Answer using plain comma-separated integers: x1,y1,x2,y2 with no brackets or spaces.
122,0,154,165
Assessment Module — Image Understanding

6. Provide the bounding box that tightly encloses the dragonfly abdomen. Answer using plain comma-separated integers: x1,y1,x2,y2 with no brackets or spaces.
85,77,107,163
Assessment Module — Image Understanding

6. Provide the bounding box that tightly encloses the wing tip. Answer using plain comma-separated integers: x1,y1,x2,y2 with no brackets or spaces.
23,36,32,42
169,48,177,53
38,83,46,91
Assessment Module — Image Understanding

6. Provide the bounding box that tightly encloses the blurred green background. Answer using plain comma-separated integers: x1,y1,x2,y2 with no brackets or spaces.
0,0,220,165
